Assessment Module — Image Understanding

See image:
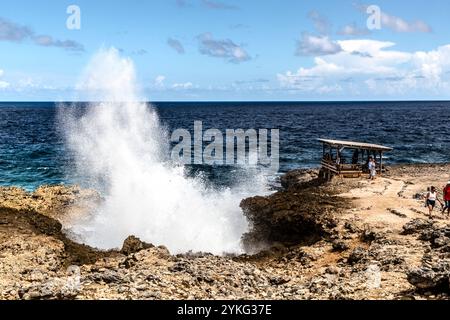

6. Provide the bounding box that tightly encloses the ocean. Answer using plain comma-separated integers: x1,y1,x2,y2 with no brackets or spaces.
1,101,450,191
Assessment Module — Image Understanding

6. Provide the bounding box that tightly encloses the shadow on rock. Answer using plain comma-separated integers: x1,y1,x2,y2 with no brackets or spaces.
240,170,350,253
0,206,119,266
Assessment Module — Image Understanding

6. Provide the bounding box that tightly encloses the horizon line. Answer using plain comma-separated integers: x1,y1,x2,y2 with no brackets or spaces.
2,99,450,104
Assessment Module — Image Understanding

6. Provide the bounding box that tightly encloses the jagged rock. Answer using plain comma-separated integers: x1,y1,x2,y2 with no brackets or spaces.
195,272,215,284
281,247,317,266
168,260,191,273
408,260,450,290
269,276,290,286
308,276,335,294
280,169,319,189
240,183,347,249
416,224,450,250
344,222,360,233
439,245,450,253
325,266,340,275
368,245,406,271
388,208,408,218
332,240,350,252
155,246,171,259
4,165,450,300
434,237,450,248
86,270,122,284
347,247,367,265
19,266,81,300
0,185,101,223
120,236,153,255
402,219,434,235
361,228,385,243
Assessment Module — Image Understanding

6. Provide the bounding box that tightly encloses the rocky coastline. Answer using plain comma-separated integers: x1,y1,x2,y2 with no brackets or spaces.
1,164,450,300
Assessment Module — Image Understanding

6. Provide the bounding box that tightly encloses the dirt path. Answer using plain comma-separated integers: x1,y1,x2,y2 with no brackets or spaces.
339,174,447,233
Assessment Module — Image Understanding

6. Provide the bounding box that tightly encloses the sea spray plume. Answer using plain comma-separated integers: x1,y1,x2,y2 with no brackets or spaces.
76,47,139,102
61,47,269,254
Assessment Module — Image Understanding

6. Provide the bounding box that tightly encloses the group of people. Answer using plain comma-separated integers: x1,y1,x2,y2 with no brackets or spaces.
425,182,450,219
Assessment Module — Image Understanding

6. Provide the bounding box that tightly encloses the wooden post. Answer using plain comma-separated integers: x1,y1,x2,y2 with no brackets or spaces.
379,151,383,177
336,146,340,174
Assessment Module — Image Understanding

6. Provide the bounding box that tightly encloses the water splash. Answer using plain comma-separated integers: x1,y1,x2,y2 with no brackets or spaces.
61,48,269,254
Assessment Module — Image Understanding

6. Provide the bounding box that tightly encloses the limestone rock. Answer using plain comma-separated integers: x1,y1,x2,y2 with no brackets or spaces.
121,236,154,256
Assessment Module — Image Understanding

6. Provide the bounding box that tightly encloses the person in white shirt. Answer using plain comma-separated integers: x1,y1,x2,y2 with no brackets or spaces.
368,156,376,180
426,186,443,219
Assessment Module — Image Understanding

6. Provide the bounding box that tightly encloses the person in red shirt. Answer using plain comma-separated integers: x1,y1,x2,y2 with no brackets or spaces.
442,181,450,216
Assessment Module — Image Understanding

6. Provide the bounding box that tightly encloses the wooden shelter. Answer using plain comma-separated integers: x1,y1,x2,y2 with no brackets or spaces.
318,138,393,179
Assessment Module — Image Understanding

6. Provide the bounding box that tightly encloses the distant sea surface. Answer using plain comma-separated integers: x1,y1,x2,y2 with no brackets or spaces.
1,101,450,190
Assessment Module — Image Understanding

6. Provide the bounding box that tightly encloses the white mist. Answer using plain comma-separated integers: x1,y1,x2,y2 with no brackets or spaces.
62,48,269,254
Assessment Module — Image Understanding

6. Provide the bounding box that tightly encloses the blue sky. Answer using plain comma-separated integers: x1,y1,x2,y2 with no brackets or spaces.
1,0,450,101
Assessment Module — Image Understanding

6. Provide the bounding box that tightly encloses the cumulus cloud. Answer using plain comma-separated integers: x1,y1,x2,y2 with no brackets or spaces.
172,82,194,89
197,32,251,63
338,23,370,36
0,69,10,89
296,33,342,56
351,51,373,58
33,35,84,51
278,40,450,96
308,11,330,35
0,17,84,51
356,4,432,33
154,75,166,88
0,18,32,41
167,38,185,54
201,0,239,10
380,11,432,33
116,48,148,55
0,72,63,92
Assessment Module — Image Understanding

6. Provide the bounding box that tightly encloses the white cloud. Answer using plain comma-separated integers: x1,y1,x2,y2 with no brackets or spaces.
380,11,432,33
412,45,450,83
154,75,166,88
355,4,432,33
278,40,450,97
197,32,251,63
0,17,84,51
317,84,342,94
167,38,185,54
338,23,370,36
308,11,330,35
0,69,10,89
172,82,194,89
0,80,9,89
296,33,342,56
0,71,61,92
149,77,197,91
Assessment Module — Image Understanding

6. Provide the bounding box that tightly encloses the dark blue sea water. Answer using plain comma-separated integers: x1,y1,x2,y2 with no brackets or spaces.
1,101,450,190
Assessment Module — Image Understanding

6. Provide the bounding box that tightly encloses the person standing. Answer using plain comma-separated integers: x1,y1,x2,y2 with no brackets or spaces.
426,186,443,219
368,156,376,180
442,181,450,216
